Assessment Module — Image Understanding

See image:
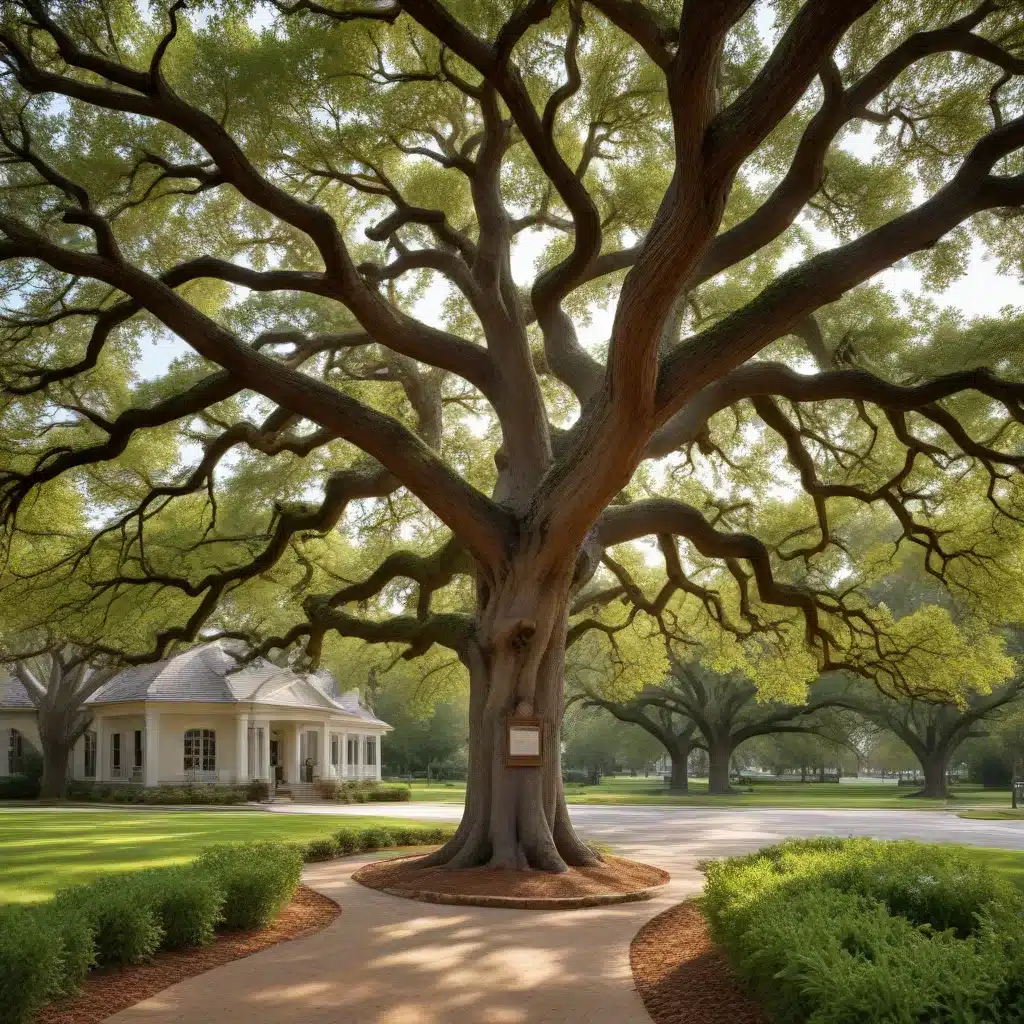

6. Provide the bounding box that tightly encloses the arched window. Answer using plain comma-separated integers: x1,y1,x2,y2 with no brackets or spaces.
7,729,23,775
183,729,216,773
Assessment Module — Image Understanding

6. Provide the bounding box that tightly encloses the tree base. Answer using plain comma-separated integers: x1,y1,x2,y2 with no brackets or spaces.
353,853,669,909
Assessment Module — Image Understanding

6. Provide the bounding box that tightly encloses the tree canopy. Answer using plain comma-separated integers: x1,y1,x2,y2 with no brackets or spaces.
3,0,1024,869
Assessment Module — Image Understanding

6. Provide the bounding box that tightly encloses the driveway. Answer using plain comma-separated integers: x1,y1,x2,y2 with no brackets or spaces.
105,804,1024,1024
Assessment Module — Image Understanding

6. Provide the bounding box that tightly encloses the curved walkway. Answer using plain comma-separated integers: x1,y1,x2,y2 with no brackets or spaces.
105,805,1024,1024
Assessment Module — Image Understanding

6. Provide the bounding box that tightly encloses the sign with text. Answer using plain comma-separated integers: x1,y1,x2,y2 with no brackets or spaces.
505,716,543,767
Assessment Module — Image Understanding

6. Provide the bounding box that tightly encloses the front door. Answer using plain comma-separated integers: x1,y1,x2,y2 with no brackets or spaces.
270,739,282,784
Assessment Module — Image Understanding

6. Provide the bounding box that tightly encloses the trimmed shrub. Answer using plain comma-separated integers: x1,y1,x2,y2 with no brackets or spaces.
34,902,95,996
304,837,340,862
334,827,362,855
366,784,411,802
358,826,394,851
703,837,1024,1024
135,868,225,951
417,825,457,845
65,783,247,805
386,824,420,847
0,905,65,1024
246,779,270,802
55,876,164,966
196,842,303,931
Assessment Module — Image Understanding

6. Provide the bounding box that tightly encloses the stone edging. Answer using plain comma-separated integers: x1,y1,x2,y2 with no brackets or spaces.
372,882,669,909
352,854,670,910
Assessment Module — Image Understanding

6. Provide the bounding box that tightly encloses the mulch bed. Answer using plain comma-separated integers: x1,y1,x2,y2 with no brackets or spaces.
630,902,767,1024
354,853,669,908
37,885,340,1024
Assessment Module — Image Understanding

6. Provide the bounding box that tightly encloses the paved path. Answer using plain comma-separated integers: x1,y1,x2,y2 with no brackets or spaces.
106,804,1024,1024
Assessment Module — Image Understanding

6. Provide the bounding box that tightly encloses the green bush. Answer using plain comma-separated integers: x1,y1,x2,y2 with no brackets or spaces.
246,779,270,801
34,902,95,997
134,868,225,951
65,783,247,805
386,824,420,846
55,876,164,966
196,842,303,931
358,826,394,851
366,784,411,802
703,838,1024,1023
304,837,339,862
333,827,362,855
0,905,64,1024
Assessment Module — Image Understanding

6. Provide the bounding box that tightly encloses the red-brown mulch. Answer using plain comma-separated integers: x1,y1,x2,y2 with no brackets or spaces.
354,853,669,908
37,885,340,1024
630,902,767,1024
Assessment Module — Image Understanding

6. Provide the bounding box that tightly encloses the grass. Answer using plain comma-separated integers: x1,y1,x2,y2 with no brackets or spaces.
0,808,458,904
962,847,1024,890
401,775,1016,809
957,808,1024,820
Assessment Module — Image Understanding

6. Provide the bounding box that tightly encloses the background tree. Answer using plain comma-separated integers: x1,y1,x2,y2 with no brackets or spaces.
743,723,859,780
562,703,665,783
826,675,1024,796
377,692,469,779
575,692,702,791
5,647,118,798
583,651,849,793
4,1,1024,870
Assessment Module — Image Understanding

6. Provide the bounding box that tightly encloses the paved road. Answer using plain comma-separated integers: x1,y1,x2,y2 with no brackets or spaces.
267,800,1024,858
106,804,1024,1024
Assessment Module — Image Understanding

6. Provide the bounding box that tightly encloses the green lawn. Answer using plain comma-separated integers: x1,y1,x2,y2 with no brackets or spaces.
964,847,1024,890
0,808,457,904
958,808,1024,820
403,775,1015,810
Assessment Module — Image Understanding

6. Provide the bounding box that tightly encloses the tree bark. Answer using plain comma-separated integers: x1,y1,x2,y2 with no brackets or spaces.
37,712,79,800
707,741,734,795
669,750,689,792
918,750,950,799
421,553,600,872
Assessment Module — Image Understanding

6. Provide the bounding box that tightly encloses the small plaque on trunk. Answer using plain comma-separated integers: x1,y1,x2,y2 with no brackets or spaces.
505,716,543,767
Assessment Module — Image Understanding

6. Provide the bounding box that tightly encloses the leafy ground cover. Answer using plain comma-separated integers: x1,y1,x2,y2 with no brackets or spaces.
703,838,1024,1023
0,809,459,903
402,775,1014,809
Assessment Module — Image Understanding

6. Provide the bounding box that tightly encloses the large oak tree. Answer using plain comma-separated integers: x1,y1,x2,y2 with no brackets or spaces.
3,0,1024,871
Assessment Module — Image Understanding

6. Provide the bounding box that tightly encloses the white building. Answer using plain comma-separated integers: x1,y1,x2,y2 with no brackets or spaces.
0,641,390,790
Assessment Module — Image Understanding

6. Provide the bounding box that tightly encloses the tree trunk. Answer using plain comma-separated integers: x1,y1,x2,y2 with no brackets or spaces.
707,742,734,795
39,738,71,800
421,553,599,872
919,750,950,798
669,749,689,792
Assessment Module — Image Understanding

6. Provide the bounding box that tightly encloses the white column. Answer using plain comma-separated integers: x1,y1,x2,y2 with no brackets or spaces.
260,723,271,781
96,716,108,782
376,734,382,781
144,708,160,787
235,713,249,783
321,721,330,778
341,732,349,778
354,732,362,777
290,724,302,783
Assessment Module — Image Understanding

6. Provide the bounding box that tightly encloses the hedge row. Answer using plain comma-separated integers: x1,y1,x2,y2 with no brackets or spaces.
0,842,302,1024
65,783,249,805
703,837,1024,1023
308,823,456,860
315,780,411,803
0,824,456,1024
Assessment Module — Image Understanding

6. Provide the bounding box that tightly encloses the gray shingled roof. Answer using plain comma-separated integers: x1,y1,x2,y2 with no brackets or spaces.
0,674,34,710
86,641,391,727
